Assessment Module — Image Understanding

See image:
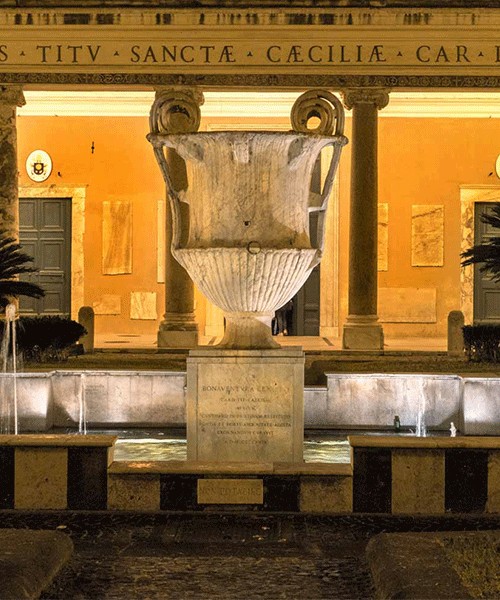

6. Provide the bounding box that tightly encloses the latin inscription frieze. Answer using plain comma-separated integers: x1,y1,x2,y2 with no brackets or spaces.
0,39,500,73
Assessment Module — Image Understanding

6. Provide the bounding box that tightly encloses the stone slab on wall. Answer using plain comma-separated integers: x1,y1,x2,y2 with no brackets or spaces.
130,291,157,320
411,204,444,267
93,294,122,315
325,374,461,430
102,200,132,274
462,378,500,435
51,371,186,428
378,287,437,323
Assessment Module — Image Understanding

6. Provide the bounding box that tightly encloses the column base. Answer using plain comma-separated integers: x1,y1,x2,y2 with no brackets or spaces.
157,329,198,348
342,316,384,351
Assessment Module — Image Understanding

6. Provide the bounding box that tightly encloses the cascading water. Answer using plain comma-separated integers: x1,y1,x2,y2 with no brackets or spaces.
1,303,19,434
79,372,87,435
415,384,427,437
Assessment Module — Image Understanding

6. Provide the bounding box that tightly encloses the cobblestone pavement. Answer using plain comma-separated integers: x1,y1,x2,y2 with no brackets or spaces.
0,512,498,600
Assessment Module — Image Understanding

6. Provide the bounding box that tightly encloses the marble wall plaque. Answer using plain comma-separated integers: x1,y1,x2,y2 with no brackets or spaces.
378,203,388,272
130,291,157,320
411,204,444,267
187,349,304,463
102,200,132,274
197,479,264,504
379,287,437,323
93,294,122,315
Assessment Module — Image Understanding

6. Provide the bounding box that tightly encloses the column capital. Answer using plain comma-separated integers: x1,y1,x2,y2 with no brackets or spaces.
341,88,390,111
0,85,25,108
150,86,204,134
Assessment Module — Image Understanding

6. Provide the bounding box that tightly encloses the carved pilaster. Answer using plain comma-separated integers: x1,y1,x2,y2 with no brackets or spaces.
0,85,25,238
151,88,205,348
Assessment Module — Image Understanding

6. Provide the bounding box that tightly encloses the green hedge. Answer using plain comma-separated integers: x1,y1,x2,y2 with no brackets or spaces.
463,325,500,363
5,316,86,362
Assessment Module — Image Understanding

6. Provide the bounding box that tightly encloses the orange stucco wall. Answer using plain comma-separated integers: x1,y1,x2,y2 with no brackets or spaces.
16,111,500,339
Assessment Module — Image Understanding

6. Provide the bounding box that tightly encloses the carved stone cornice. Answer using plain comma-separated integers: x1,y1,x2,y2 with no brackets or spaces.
0,85,25,108
1,73,500,90
341,88,390,111
150,87,204,134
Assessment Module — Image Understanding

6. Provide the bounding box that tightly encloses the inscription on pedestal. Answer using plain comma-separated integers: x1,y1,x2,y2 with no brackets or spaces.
187,350,304,463
198,479,263,504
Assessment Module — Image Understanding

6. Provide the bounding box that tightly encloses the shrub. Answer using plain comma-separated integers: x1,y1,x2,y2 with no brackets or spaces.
13,316,86,362
463,325,500,363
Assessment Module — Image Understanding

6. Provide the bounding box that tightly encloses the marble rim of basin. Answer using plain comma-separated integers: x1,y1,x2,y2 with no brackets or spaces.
148,89,347,349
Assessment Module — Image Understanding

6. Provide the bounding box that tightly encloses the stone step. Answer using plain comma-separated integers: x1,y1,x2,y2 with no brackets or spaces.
0,529,73,600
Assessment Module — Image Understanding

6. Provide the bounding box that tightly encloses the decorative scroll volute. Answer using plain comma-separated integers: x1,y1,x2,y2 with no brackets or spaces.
291,89,344,136
149,87,204,135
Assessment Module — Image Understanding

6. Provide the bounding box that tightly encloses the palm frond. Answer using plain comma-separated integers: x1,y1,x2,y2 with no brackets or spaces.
0,230,45,304
0,235,37,280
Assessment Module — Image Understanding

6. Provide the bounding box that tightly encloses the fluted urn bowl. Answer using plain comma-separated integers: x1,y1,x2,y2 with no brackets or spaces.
148,92,347,349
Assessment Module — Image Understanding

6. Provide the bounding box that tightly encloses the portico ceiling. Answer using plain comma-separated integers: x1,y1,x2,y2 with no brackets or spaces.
18,90,500,118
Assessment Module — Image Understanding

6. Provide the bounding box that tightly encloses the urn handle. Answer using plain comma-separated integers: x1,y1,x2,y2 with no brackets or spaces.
291,89,344,137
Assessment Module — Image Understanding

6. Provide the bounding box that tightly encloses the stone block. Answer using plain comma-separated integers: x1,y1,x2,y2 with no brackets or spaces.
304,386,329,427
187,348,304,463
157,328,198,349
51,371,186,427
392,449,444,514
67,447,109,510
78,306,95,353
0,529,73,600
0,446,14,509
326,374,460,429
14,447,67,509
0,374,52,432
108,475,160,511
447,310,464,356
342,322,384,350
353,448,392,513
445,449,488,513
487,451,500,513
462,378,500,435
197,478,263,504
300,476,352,513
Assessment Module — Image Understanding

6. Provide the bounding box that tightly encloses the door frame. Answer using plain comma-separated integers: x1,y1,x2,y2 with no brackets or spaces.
19,186,86,320
460,185,500,324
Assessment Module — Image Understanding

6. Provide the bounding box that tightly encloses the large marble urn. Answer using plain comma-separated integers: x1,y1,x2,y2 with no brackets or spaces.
148,89,347,349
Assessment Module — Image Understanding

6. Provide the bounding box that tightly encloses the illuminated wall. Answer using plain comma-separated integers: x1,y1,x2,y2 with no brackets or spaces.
16,111,500,338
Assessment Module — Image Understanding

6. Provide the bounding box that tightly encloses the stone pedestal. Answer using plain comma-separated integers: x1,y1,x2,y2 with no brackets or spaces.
187,348,304,463
341,88,389,351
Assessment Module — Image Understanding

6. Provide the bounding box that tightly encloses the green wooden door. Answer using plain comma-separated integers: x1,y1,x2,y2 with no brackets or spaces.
473,202,500,323
19,197,72,317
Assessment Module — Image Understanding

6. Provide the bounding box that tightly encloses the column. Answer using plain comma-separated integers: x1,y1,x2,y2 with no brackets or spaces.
0,85,25,238
153,88,204,348
341,88,389,351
